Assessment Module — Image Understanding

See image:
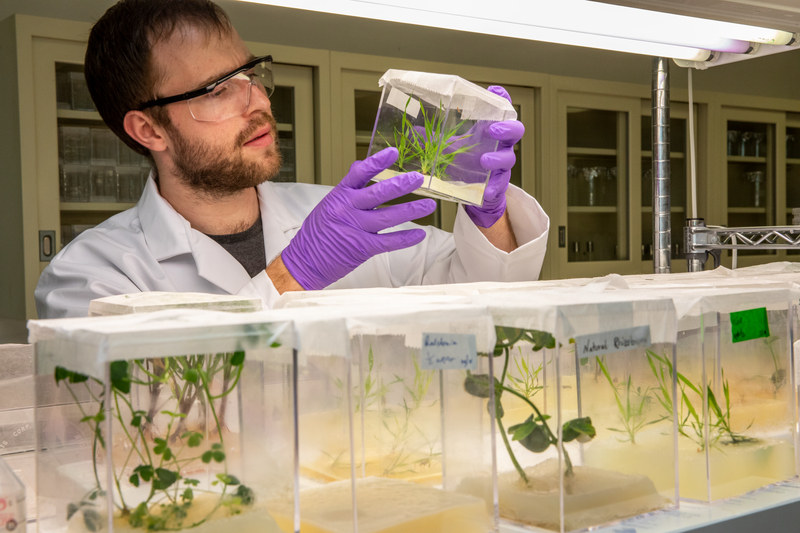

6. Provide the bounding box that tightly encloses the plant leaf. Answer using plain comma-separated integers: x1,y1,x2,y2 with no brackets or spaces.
231,351,245,366
110,360,130,394
562,417,596,443
519,425,551,453
464,373,498,399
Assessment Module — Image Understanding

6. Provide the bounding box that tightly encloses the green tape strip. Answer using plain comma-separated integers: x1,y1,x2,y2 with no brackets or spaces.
730,307,770,343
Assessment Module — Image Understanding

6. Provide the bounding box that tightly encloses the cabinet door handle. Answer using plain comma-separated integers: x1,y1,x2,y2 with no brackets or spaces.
39,230,56,261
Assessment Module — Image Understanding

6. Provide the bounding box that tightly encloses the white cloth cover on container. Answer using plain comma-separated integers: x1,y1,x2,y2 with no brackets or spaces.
265,299,496,357
379,69,517,122
28,309,292,380
474,290,678,345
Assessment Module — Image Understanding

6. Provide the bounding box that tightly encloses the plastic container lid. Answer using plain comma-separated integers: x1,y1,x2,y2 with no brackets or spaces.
88,291,263,316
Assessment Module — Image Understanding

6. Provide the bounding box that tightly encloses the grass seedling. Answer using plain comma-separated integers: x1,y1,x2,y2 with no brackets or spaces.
507,346,544,401
381,355,440,476
465,327,596,484
333,345,399,413
646,350,754,452
380,94,476,181
54,347,266,532
597,356,664,444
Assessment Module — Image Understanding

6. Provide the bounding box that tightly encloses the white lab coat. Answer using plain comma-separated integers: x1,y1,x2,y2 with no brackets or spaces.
36,176,549,318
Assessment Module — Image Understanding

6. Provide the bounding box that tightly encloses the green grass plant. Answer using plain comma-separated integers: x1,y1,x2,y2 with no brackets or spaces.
596,356,665,444
646,350,754,452
381,94,477,181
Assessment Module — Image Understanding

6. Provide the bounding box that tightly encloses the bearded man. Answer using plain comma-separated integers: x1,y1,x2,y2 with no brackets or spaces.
35,0,549,319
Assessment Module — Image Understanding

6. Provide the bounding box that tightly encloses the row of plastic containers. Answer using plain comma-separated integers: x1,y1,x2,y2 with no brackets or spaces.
60,164,148,204
22,263,800,533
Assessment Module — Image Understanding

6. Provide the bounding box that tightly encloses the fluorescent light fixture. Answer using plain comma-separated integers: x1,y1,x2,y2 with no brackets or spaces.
241,0,798,61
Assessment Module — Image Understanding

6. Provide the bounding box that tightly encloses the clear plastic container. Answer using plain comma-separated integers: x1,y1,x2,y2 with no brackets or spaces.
56,71,71,110
463,291,679,532
91,128,119,165
70,71,96,112
29,310,295,533
367,69,517,206
90,165,117,202
267,301,498,533
60,164,91,202
59,126,91,165
118,138,142,167
88,292,263,316
0,456,26,533
657,287,798,502
116,166,144,203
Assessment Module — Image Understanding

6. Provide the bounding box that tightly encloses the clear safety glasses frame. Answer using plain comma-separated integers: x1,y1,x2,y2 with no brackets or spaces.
138,55,274,122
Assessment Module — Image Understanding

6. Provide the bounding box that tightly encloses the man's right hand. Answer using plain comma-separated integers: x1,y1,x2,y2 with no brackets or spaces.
280,147,437,290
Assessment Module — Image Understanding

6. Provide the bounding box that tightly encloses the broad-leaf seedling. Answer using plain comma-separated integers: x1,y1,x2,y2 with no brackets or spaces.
464,327,596,484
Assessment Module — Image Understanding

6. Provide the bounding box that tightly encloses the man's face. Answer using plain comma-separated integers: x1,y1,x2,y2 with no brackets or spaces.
151,25,282,197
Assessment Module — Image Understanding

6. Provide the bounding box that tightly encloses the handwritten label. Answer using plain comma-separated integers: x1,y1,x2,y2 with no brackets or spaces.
386,87,420,119
574,326,651,360
421,333,477,370
730,307,770,343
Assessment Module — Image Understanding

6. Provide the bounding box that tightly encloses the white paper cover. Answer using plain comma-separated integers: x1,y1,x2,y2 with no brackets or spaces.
379,69,517,122
265,301,496,356
474,290,678,345
88,291,263,316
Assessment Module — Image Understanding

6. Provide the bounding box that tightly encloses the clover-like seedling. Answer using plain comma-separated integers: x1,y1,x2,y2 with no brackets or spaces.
55,350,256,532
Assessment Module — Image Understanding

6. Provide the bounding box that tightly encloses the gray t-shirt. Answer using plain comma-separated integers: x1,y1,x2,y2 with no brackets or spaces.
206,217,267,278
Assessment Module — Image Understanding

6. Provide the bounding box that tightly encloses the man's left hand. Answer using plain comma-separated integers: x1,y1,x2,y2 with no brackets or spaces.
464,86,525,229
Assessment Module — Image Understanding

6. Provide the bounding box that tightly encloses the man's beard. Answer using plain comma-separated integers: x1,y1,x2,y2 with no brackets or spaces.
168,112,283,198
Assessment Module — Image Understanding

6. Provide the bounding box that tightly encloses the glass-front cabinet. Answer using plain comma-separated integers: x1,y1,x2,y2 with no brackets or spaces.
559,93,640,277
39,40,314,251
721,108,786,263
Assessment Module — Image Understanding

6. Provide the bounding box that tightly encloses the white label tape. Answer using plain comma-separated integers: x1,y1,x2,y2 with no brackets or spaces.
386,87,420,119
421,333,477,370
574,325,651,360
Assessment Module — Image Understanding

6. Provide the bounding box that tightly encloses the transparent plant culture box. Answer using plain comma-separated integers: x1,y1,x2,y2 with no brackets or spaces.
28,309,295,533
265,301,498,533
458,291,679,532
367,69,517,207
646,286,799,503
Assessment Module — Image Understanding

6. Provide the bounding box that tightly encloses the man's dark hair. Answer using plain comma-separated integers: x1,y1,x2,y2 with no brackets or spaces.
85,0,233,157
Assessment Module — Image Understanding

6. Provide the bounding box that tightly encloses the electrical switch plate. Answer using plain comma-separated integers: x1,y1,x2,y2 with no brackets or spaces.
558,226,566,247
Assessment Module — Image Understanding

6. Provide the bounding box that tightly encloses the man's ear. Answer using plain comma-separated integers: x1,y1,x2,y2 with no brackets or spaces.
123,110,168,153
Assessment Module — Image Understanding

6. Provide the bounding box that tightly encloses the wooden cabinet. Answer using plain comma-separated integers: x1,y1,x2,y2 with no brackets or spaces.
0,15,323,320
556,92,640,277
718,108,787,266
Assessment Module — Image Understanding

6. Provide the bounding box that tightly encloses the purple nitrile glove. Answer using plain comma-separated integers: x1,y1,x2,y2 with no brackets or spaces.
281,148,437,290
463,86,525,228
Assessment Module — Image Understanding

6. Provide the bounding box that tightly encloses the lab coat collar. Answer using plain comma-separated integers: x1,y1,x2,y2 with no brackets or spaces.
138,174,193,261
256,180,303,263
138,173,303,294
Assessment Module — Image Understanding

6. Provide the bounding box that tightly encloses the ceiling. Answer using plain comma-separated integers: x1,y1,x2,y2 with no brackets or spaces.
597,0,800,32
